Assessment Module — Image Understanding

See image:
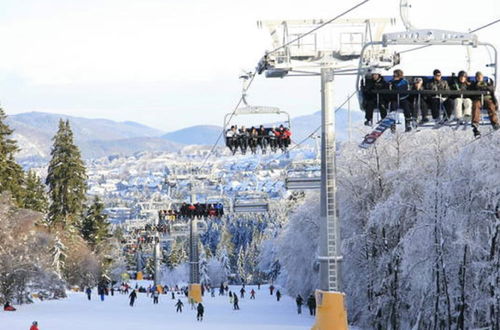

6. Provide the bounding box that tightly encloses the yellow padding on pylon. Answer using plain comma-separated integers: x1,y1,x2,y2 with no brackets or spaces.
312,290,348,330
188,284,202,303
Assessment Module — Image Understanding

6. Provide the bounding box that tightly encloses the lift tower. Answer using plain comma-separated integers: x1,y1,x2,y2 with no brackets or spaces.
257,15,394,330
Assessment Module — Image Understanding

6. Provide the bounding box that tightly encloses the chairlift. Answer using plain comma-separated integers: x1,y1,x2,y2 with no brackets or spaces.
233,191,269,213
285,160,321,190
356,29,498,127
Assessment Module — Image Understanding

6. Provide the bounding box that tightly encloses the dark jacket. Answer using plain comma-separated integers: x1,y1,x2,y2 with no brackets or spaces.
307,295,316,308
197,304,204,313
470,79,496,103
449,79,471,99
389,78,409,100
363,76,389,102
425,78,450,98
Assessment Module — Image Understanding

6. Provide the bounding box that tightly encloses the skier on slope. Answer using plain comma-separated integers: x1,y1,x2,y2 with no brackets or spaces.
152,289,159,304
307,294,316,316
197,303,204,321
269,284,275,295
85,287,92,301
276,290,282,302
296,295,303,314
233,294,240,310
175,299,184,313
30,321,39,330
240,286,245,298
250,289,256,299
129,290,137,307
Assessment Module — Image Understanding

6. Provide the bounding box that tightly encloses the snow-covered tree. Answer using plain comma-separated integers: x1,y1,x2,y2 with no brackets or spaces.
51,236,67,279
199,242,210,285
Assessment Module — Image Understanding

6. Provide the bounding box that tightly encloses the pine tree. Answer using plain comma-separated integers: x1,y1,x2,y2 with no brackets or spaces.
80,196,110,249
237,246,246,283
0,108,25,205
199,242,210,285
217,247,231,279
46,120,87,229
23,170,48,213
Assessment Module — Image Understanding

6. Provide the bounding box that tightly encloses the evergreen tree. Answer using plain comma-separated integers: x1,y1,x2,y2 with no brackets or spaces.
80,196,110,249
0,108,25,205
167,240,188,269
217,247,231,279
237,246,246,283
199,242,210,285
23,170,48,213
46,120,87,229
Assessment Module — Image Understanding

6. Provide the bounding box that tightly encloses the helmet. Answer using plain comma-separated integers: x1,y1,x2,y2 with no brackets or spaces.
33,321,38,325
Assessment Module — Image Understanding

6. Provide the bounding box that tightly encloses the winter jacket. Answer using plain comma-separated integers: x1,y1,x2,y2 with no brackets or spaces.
389,78,409,100
449,79,471,99
470,79,496,103
425,78,450,99
30,326,39,330
197,304,204,313
296,296,303,306
307,295,316,308
363,76,389,102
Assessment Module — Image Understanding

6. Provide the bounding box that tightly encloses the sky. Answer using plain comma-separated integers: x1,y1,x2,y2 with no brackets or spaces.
0,0,499,132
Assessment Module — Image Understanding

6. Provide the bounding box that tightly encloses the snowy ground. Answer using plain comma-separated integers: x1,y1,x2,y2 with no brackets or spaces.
0,285,314,330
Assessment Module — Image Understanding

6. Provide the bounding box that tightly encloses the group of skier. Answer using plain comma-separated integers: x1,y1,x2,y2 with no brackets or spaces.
362,69,499,136
295,294,317,316
157,202,224,222
225,124,292,155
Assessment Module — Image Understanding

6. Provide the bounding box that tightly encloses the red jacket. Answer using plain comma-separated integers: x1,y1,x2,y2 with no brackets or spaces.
30,326,39,330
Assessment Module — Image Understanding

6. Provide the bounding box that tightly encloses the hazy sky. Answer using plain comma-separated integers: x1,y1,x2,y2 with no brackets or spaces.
0,0,499,131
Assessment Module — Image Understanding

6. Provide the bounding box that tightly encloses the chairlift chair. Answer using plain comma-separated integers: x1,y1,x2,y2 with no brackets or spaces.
356,29,498,127
233,191,269,213
285,160,321,190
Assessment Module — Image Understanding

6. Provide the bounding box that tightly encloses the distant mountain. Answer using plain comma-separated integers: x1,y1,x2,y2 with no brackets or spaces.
6,112,180,161
7,109,365,161
161,125,222,146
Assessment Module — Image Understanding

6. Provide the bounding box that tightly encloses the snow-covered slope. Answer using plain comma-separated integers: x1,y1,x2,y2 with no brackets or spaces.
0,285,313,330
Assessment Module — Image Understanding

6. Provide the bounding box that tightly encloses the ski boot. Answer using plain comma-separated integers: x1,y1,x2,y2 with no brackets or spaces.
404,119,412,132
472,123,481,138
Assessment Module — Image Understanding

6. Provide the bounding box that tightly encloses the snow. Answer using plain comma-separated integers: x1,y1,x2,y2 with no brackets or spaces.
0,285,314,330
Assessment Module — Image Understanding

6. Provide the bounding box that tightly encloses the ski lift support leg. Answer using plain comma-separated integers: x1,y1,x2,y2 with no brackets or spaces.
313,66,348,330
188,184,202,303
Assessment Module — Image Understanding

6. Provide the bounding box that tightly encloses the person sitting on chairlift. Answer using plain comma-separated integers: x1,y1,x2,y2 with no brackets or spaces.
362,70,388,126
268,126,278,153
425,69,453,126
410,77,429,124
238,125,249,155
225,126,238,154
389,69,414,132
249,127,259,154
470,71,500,137
257,125,268,153
450,70,472,126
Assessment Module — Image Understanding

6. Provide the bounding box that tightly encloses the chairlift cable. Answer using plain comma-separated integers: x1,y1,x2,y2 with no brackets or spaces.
266,90,358,163
398,18,500,55
200,71,258,168
265,0,371,56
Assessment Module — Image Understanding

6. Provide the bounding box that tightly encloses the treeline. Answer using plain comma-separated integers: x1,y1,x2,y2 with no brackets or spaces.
261,130,500,329
0,109,117,305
